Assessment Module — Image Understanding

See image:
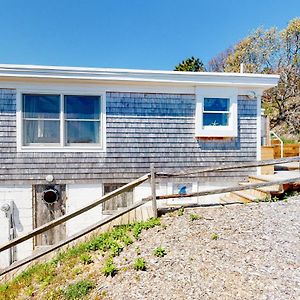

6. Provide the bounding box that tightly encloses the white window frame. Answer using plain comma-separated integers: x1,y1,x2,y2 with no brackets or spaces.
16,89,106,152
195,88,238,137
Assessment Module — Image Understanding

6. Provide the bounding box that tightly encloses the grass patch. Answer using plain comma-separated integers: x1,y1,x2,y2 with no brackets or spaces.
101,258,118,277
190,213,202,221
63,279,94,299
0,217,161,299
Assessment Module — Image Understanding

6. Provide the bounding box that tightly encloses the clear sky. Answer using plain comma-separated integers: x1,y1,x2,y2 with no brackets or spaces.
0,0,299,70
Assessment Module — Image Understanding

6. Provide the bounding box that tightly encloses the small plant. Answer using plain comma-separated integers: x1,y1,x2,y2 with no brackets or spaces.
72,267,82,276
133,258,147,271
154,246,167,257
211,233,219,240
64,280,94,299
122,235,133,246
101,258,117,277
190,213,202,221
178,207,185,216
80,253,93,265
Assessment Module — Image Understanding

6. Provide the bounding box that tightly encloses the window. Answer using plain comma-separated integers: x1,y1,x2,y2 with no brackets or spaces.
20,93,104,151
203,98,229,126
195,90,238,137
102,184,133,215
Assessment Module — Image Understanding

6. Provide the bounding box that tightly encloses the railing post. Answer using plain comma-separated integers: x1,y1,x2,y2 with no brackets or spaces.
150,163,158,218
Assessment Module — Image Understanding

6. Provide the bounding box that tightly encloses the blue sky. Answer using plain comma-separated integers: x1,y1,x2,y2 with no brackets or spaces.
0,0,299,70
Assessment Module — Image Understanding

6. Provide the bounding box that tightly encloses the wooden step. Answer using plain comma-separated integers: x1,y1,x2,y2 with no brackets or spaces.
247,175,282,191
221,190,256,204
230,191,258,203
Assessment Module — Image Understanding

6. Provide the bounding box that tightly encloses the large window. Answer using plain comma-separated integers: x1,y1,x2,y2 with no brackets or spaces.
21,93,104,150
195,89,238,137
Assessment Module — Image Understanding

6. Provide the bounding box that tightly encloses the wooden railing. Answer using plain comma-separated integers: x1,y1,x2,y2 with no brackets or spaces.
1,156,300,277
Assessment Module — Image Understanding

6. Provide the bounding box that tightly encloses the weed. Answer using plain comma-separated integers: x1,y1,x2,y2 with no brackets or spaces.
122,234,134,246
154,246,167,257
44,289,63,300
24,286,34,297
101,258,117,277
133,258,147,271
211,233,219,240
64,280,94,300
190,213,202,221
80,253,93,265
178,207,185,216
0,217,161,299
72,267,82,276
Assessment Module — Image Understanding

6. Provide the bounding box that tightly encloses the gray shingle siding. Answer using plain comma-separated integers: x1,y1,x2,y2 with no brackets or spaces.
0,89,257,184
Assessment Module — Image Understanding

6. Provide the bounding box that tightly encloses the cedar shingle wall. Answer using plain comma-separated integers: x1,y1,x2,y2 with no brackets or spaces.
0,89,257,184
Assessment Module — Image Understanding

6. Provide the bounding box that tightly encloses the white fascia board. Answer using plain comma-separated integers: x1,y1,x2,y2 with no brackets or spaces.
0,64,280,90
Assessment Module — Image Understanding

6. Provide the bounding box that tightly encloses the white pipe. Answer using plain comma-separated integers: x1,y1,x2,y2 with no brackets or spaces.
270,131,284,158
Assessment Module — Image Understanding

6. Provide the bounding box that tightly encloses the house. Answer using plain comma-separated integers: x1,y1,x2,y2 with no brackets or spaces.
0,64,279,268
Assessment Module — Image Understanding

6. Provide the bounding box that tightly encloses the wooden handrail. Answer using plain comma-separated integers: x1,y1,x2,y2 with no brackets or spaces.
0,199,149,276
156,156,300,177
0,174,149,253
152,176,300,200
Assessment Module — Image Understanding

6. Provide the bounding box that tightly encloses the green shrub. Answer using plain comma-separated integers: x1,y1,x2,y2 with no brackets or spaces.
154,246,167,257
63,280,94,300
133,258,146,271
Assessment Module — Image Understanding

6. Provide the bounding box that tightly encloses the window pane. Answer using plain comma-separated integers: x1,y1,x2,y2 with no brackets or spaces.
23,94,60,118
23,120,60,144
66,121,100,144
204,98,229,112
65,95,100,119
203,113,229,126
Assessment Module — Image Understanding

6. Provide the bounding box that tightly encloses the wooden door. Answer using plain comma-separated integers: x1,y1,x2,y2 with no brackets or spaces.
33,184,66,247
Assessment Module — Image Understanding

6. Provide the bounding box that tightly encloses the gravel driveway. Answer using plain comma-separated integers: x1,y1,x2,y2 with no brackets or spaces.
98,198,300,300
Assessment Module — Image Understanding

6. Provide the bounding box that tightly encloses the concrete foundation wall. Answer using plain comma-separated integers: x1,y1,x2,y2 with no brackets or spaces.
0,185,32,269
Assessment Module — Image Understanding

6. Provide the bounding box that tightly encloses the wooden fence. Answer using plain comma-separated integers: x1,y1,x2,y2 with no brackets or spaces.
271,141,300,159
1,156,300,277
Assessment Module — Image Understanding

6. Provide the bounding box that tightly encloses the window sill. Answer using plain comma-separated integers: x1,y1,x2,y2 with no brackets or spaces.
195,127,238,138
17,146,106,153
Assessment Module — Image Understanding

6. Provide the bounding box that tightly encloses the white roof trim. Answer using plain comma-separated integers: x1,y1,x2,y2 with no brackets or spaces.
0,64,280,89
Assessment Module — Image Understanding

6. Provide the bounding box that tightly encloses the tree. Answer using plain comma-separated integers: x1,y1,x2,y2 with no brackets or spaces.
174,56,206,72
208,47,233,72
209,18,300,138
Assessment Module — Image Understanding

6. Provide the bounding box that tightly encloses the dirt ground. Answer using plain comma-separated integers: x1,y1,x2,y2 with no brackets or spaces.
95,197,300,300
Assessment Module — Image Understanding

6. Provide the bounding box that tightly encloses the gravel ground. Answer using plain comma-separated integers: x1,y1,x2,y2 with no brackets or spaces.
95,198,300,300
